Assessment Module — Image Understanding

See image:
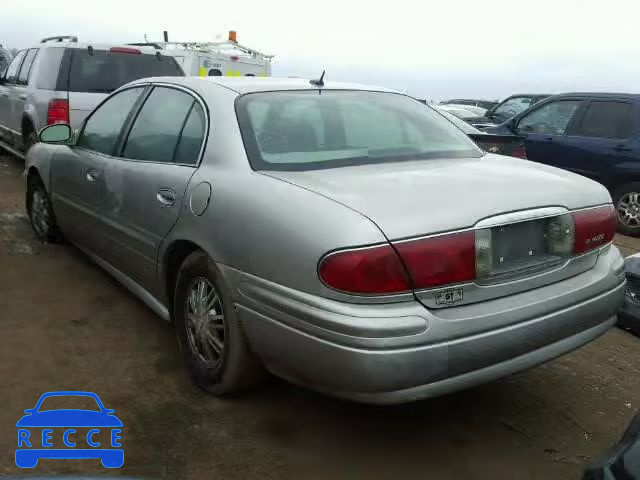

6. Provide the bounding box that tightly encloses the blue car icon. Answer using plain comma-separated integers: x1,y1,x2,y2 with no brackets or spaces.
16,391,123,468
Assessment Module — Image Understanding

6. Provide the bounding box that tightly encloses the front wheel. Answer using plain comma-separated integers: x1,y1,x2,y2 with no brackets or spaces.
174,251,265,395
614,183,640,236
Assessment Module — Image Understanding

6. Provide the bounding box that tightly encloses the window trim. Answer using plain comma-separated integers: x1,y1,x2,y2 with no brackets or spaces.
16,48,39,86
75,84,149,157
115,83,209,168
565,99,635,140
515,98,584,137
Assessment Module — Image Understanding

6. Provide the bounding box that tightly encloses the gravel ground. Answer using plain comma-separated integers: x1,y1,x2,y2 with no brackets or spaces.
2,151,640,479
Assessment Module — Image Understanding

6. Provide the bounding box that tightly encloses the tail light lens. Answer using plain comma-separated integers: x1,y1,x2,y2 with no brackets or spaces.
572,205,616,254
318,245,411,294
394,231,476,289
511,146,527,159
47,99,69,125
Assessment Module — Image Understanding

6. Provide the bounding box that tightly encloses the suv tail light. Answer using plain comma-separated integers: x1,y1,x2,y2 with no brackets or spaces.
572,205,616,254
47,99,69,125
318,245,411,294
511,146,527,159
318,205,615,295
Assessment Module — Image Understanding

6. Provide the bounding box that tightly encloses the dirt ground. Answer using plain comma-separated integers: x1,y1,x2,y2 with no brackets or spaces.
2,152,640,480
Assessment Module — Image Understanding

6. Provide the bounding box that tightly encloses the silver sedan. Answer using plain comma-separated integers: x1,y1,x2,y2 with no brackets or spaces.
25,77,626,404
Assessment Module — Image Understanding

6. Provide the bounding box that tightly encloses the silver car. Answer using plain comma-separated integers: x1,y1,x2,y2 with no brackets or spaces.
25,77,626,404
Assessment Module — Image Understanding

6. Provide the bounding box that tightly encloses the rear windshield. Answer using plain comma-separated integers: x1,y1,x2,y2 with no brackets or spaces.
236,90,483,171
67,49,183,93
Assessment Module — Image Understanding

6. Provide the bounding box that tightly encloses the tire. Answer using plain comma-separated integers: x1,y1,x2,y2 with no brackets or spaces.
26,178,61,243
174,250,265,395
23,129,37,154
613,182,640,237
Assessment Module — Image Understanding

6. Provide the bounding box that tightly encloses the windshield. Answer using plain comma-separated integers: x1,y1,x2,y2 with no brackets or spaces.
68,49,183,93
37,395,101,412
493,96,533,117
236,90,483,171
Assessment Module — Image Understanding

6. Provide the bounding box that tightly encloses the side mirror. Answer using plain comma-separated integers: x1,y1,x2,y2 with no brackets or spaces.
506,118,518,133
39,123,72,144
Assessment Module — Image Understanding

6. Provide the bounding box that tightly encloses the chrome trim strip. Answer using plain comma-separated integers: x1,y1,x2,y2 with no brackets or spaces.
474,206,568,229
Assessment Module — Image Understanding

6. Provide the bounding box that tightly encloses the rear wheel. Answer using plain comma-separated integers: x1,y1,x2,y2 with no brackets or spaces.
174,250,265,395
23,128,37,154
614,183,640,236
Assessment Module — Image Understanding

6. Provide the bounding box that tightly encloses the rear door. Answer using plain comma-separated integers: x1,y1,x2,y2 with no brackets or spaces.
7,48,38,134
513,98,583,167
0,50,26,142
99,85,206,291
64,48,184,128
561,99,637,182
51,86,146,251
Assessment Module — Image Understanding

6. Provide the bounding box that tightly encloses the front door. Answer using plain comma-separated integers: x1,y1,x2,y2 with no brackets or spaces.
100,86,206,292
51,86,146,254
514,98,583,169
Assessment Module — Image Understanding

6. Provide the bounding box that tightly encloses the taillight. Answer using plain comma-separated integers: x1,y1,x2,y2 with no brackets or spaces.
47,99,69,125
511,146,527,159
572,205,616,254
394,231,476,289
318,244,411,294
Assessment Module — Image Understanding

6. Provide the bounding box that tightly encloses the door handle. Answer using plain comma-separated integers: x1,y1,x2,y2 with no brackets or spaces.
614,145,633,152
19,93,27,100
85,169,99,183
156,189,176,206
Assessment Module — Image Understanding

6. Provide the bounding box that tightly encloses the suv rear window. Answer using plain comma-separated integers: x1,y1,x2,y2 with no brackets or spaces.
66,49,183,93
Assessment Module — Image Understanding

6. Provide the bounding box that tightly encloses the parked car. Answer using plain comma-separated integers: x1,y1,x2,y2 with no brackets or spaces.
486,93,640,235
618,252,640,334
479,93,550,126
439,103,487,117
26,77,625,404
441,98,498,110
0,35,183,158
435,107,527,158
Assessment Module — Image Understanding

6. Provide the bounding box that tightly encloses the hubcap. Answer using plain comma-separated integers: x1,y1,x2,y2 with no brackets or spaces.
31,189,51,238
184,277,226,367
618,192,640,227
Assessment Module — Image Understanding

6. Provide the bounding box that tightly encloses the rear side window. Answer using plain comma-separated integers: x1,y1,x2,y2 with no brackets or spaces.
572,101,634,139
68,50,183,93
174,103,206,165
4,49,26,83
77,87,144,155
34,47,65,90
17,49,38,85
122,87,201,164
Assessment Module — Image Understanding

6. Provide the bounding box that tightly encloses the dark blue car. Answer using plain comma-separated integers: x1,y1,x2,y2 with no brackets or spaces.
486,93,640,235
15,391,123,468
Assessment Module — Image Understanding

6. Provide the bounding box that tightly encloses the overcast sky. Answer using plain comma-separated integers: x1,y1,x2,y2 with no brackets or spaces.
2,0,639,100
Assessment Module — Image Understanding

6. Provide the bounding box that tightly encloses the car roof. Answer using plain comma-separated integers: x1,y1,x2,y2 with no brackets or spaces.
549,92,640,99
127,76,399,95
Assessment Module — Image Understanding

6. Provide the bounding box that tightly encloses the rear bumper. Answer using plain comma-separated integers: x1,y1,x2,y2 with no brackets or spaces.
230,246,625,404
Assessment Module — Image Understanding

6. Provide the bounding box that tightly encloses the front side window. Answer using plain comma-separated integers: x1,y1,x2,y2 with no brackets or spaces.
77,87,143,155
4,49,26,83
17,49,38,85
122,87,199,163
517,100,580,135
493,97,533,117
572,101,633,139
236,91,482,171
